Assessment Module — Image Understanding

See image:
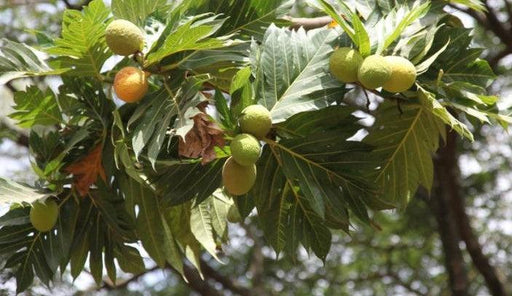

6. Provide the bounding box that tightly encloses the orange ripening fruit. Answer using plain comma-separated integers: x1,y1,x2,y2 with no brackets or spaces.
113,66,149,103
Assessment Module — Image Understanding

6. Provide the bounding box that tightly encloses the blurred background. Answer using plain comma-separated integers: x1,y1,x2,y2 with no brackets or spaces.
0,0,511,295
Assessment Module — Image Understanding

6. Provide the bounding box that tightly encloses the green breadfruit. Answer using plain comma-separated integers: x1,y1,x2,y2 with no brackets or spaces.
227,204,243,223
329,47,363,83
105,19,144,56
382,56,417,93
230,133,261,166
222,157,257,196
239,105,272,139
30,199,59,232
357,55,392,89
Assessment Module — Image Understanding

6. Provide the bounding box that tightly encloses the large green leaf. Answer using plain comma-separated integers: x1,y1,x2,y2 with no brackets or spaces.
111,0,169,26
252,106,377,259
417,86,473,140
0,39,63,84
9,86,62,128
208,190,231,239
364,101,446,209
374,2,431,54
134,179,184,274
254,25,345,123
176,0,293,40
0,179,54,205
151,159,224,206
145,14,235,67
190,202,222,261
46,0,110,78
0,197,79,293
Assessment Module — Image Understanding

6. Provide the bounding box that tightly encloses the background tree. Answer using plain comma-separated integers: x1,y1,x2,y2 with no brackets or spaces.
0,0,511,295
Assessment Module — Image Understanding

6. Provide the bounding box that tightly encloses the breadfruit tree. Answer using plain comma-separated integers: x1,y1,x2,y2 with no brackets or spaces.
0,0,509,294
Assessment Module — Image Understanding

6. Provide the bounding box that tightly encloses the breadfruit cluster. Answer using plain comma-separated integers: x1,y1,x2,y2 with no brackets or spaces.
222,105,272,196
105,19,144,56
329,47,417,92
30,199,59,232
329,47,363,83
113,66,149,103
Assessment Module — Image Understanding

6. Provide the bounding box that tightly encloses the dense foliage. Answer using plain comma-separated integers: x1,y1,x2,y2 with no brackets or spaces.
0,0,509,293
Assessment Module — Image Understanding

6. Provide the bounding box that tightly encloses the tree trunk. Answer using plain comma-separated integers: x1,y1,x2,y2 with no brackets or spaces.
430,130,469,296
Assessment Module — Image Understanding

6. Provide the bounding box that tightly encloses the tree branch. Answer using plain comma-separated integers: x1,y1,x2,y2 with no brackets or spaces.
99,265,160,291
286,16,333,30
181,263,223,296
200,260,252,296
431,130,469,296
442,131,508,296
435,130,507,296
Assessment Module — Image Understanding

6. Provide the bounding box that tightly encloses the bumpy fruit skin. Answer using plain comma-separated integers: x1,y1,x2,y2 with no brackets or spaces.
105,19,144,56
230,133,261,166
357,55,392,89
222,157,257,196
113,67,148,103
239,105,272,139
382,56,417,93
227,204,243,223
329,47,363,83
30,199,59,232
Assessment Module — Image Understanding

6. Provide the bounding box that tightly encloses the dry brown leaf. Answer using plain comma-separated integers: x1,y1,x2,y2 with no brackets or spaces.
179,112,225,165
65,144,107,196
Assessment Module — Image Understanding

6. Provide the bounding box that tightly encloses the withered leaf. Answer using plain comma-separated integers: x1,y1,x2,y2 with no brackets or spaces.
179,112,225,165
65,144,107,196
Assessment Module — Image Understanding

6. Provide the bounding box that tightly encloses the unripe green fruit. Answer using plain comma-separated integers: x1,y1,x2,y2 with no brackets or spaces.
239,105,272,139
105,19,144,56
30,199,58,232
357,55,392,89
222,157,257,196
227,204,243,223
382,56,417,93
329,47,363,83
230,133,261,166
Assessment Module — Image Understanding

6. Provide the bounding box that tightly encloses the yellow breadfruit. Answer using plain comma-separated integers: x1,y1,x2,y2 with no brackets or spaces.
222,157,257,196
113,66,148,103
105,19,144,56
357,55,392,89
230,133,261,166
227,204,243,223
30,199,59,232
239,105,272,139
382,56,417,93
329,47,363,83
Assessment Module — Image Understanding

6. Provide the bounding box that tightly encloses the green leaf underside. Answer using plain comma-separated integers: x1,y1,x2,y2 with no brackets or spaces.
134,179,184,274
364,101,446,209
151,159,224,207
0,39,63,84
190,202,222,261
10,86,62,128
145,14,233,67
252,106,376,259
0,178,53,205
178,0,294,40
111,0,168,26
